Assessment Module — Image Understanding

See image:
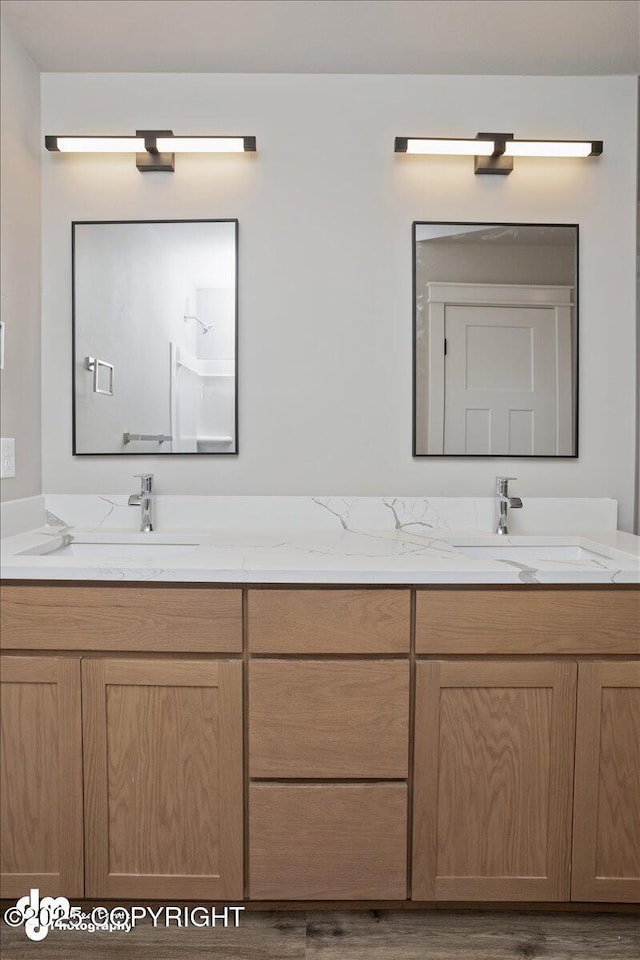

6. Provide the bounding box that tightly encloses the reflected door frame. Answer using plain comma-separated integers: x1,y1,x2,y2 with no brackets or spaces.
424,282,574,455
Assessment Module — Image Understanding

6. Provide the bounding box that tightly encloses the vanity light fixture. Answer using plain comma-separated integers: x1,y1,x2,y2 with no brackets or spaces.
45,130,257,172
394,133,603,175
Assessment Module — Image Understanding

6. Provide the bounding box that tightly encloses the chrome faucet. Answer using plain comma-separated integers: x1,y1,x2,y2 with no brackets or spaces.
495,476,523,535
128,473,154,532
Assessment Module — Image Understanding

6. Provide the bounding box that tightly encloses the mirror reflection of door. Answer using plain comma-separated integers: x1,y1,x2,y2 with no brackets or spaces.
414,224,578,458
444,303,564,455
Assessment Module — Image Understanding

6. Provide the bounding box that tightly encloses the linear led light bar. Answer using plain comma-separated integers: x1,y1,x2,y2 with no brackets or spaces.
504,140,602,158
397,138,496,156
156,136,251,153
45,131,257,172
48,137,145,152
395,134,603,175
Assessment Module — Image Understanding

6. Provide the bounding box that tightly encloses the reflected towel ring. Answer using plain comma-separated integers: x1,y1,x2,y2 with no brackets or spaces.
85,356,114,395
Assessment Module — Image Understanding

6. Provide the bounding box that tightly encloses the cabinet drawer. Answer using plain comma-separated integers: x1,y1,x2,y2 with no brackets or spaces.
248,589,410,653
1,585,242,653
416,587,640,655
249,783,407,900
249,660,409,778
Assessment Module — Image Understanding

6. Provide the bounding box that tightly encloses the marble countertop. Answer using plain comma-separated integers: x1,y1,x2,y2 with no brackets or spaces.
3,527,639,586
2,495,639,584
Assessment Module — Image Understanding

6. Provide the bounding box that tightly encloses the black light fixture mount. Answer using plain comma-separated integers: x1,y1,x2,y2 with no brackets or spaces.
136,129,175,173
473,132,514,176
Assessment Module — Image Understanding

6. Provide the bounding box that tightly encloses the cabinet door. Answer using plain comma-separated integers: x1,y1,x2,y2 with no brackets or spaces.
413,661,576,901
83,658,243,899
572,662,640,902
0,656,83,898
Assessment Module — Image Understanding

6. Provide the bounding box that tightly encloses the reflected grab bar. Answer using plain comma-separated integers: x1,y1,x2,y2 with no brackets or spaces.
123,433,172,445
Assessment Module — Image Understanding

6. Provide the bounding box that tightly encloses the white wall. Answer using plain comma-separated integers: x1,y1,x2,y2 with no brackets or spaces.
41,74,638,531
0,20,41,501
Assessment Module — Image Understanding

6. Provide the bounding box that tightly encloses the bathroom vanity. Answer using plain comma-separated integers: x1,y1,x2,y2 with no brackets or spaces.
1,497,639,907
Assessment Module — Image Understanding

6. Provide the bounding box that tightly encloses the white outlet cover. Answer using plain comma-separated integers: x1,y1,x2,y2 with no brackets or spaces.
1,438,16,479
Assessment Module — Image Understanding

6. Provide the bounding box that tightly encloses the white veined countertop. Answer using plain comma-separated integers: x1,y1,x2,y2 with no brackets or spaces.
1,493,638,585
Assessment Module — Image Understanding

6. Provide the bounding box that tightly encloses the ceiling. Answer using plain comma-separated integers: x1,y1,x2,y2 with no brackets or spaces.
1,0,638,75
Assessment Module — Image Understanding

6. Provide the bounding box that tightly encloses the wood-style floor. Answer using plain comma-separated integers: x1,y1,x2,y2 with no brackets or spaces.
1,910,639,960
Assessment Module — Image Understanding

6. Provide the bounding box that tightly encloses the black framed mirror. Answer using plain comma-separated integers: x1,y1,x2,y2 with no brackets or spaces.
413,221,578,458
72,218,238,455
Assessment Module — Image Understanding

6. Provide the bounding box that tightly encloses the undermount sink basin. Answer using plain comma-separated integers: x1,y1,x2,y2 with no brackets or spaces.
19,534,202,562
452,543,611,564
52,542,199,561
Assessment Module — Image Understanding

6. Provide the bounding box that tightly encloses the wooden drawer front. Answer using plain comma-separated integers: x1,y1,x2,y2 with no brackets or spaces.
0,657,83,898
249,660,409,778
416,588,640,655
1,585,242,652
83,658,243,899
248,589,410,653
249,783,407,900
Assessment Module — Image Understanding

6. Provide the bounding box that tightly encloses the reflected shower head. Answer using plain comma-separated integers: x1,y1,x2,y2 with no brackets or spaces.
184,314,213,334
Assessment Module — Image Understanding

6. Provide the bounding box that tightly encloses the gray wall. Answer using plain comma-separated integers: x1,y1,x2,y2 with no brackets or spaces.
0,20,41,501
37,73,640,532
636,77,639,535
416,239,575,288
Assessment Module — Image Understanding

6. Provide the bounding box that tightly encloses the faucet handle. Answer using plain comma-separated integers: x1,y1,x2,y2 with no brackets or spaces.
134,473,154,492
495,476,517,494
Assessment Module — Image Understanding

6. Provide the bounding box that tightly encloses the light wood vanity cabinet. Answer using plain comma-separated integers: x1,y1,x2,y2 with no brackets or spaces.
0,654,244,901
0,584,245,901
413,587,639,905
1,582,638,905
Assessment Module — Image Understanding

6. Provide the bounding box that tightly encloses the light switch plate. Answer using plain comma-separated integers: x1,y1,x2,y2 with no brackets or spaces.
1,438,16,478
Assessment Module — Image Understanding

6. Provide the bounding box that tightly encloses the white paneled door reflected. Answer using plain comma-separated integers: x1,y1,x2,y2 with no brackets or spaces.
443,305,558,455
